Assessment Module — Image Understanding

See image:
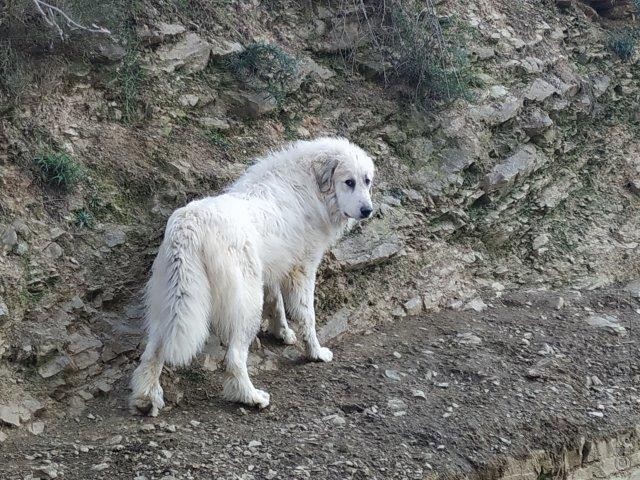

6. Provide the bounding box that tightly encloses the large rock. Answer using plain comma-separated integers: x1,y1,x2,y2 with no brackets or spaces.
521,108,553,136
484,145,548,192
223,91,278,119
318,308,349,343
330,219,402,270
0,406,21,427
525,79,557,102
156,33,211,73
470,95,522,125
585,314,627,336
209,38,244,60
0,224,18,250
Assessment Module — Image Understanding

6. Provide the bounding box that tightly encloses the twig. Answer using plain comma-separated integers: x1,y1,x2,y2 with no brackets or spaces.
32,0,111,39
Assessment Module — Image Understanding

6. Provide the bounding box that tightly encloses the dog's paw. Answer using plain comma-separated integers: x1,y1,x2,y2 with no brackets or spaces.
249,388,270,409
129,390,165,417
278,327,297,345
309,346,333,363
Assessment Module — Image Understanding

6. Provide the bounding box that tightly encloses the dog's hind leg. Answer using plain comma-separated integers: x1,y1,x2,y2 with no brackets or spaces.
282,266,333,363
264,285,297,345
129,336,165,417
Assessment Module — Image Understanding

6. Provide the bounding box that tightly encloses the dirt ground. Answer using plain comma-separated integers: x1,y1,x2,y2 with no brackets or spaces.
0,287,638,480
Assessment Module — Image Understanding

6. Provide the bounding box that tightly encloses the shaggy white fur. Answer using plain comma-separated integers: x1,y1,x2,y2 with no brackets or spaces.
129,137,375,416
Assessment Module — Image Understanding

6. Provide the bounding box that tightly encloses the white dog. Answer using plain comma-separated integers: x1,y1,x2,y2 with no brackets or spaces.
129,137,375,416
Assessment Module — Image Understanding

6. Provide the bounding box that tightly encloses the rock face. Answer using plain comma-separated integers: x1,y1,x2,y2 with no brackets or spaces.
484,145,547,192
156,33,211,73
2,0,640,446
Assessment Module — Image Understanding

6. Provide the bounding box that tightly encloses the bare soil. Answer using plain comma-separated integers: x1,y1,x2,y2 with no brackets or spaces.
0,286,638,479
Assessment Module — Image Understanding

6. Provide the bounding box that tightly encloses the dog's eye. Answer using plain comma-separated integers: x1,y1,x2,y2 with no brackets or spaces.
345,179,355,188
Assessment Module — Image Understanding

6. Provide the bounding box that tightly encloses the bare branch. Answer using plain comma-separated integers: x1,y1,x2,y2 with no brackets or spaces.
32,0,111,39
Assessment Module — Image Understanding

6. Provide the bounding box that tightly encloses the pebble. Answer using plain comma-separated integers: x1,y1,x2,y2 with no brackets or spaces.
36,465,58,478
139,423,155,432
588,411,604,418
190,420,201,427
384,369,402,381
456,332,482,345
248,440,262,448
323,414,346,426
411,389,427,399
392,351,402,359
387,398,407,411
92,463,109,471
435,382,450,389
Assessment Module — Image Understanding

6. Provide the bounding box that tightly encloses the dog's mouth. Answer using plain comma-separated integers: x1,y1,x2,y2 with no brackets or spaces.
342,211,355,220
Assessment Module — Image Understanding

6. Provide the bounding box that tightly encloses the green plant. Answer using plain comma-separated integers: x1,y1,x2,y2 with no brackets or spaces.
73,209,95,228
35,151,83,190
203,129,230,149
337,0,475,108
226,43,299,105
609,30,637,61
113,48,145,121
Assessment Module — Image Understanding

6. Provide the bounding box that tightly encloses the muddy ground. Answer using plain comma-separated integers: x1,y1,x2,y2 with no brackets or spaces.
0,287,638,480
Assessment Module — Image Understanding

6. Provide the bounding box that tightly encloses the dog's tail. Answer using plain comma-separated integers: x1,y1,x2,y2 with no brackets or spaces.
145,209,212,367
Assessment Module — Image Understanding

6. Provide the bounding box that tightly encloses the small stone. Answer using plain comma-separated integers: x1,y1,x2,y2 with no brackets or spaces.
403,297,423,315
392,351,401,359
387,398,407,411
585,314,627,336
0,431,7,442
104,229,126,247
588,411,604,418
533,234,550,250
323,414,346,426
0,406,21,427
537,343,555,356
456,332,482,345
92,463,109,471
28,422,45,435
464,298,487,312
36,465,58,478
435,382,450,389
178,94,199,107
139,423,156,432
190,420,201,427
411,389,427,400
248,440,262,448
384,369,401,381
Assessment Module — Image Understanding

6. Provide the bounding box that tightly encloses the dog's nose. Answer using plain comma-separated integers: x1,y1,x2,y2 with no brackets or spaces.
360,207,373,218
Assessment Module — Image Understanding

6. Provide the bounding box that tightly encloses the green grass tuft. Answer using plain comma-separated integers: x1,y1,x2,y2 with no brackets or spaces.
73,209,95,228
203,129,230,149
609,30,637,61
35,152,83,190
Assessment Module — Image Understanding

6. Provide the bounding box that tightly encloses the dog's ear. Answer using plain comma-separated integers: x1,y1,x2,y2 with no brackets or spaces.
314,156,339,194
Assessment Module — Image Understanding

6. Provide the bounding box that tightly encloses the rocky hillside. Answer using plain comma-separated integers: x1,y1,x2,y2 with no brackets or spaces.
0,0,639,435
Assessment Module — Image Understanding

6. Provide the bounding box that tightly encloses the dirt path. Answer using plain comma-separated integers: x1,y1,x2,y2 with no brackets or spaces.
0,287,638,479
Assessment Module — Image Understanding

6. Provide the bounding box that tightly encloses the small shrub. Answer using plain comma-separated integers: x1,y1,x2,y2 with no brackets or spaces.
226,43,299,104
609,30,637,61
335,0,475,108
204,129,230,149
73,209,95,228
35,152,83,190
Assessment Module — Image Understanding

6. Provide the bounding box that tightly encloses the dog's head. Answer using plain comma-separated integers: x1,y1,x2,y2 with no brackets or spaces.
312,137,375,222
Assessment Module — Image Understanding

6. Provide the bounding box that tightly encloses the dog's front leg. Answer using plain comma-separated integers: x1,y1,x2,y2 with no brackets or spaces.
282,268,332,362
